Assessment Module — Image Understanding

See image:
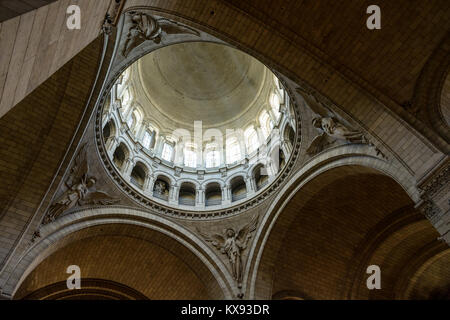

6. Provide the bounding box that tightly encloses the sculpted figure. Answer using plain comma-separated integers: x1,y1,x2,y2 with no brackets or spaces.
122,12,200,57
43,144,119,224
154,181,167,195
197,215,259,288
307,116,368,155
313,117,367,144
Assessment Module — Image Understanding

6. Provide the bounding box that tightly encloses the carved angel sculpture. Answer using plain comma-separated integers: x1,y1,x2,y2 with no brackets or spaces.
197,215,259,288
42,144,119,225
296,87,368,155
122,12,200,57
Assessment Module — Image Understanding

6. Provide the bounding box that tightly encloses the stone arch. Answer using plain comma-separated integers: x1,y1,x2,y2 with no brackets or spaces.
176,178,201,190
131,154,152,170
245,148,420,299
204,182,222,207
229,176,247,202
410,33,450,145
130,161,148,189
6,208,234,299
152,171,176,186
178,182,197,206
103,117,117,141
19,278,149,300
252,163,269,191
114,3,445,185
112,142,130,171
200,178,225,189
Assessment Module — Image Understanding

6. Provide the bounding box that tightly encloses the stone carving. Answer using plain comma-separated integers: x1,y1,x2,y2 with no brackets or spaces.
30,230,41,243
196,215,259,289
42,144,119,225
295,86,387,157
419,165,449,197
306,116,368,155
122,12,200,57
154,181,168,196
419,199,443,224
418,164,449,227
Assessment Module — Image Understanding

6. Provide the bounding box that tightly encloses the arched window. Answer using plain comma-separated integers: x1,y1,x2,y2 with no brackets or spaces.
230,176,247,202
226,136,241,164
179,182,196,206
205,143,220,168
245,127,259,154
121,89,131,114
161,143,174,162
259,111,273,139
117,68,130,96
126,113,136,130
142,131,152,149
184,144,197,168
270,93,281,120
205,183,222,206
205,150,220,168
132,110,142,133
130,162,147,189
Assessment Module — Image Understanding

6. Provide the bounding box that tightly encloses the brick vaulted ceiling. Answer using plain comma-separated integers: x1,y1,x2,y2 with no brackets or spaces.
222,0,450,107
0,0,448,300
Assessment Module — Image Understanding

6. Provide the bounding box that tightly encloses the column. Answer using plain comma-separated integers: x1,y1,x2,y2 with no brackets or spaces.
144,173,154,192
417,166,450,246
155,134,165,157
150,130,156,149
123,158,135,178
175,138,184,166
106,136,118,158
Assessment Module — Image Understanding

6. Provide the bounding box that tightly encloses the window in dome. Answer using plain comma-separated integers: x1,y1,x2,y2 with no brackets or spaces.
121,89,131,114
127,113,136,129
205,142,220,168
117,69,130,95
206,150,220,168
259,111,273,139
142,131,152,149
161,143,174,162
226,137,241,164
245,127,259,154
184,146,197,168
270,93,281,120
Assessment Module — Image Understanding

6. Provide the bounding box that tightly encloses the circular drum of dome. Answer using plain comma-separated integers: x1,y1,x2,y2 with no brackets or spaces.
96,41,301,218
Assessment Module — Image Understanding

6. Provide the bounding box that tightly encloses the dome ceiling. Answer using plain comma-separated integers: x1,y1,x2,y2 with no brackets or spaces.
136,42,268,129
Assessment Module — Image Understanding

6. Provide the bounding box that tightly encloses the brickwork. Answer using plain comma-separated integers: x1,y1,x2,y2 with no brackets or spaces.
0,0,448,300
0,37,104,276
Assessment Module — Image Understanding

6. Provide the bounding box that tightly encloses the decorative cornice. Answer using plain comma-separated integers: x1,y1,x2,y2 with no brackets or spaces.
94,61,302,220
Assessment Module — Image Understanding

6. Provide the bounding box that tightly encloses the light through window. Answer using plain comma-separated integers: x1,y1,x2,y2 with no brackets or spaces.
184,148,197,168
226,137,241,164
142,131,152,149
259,111,273,139
161,143,173,161
270,93,280,120
245,127,259,154
206,150,220,168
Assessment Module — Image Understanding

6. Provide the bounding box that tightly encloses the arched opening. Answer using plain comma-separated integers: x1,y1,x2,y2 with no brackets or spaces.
13,223,226,300
130,162,147,189
153,176,170,201
230,176,247,202
253,165,447,300
179,182,196,206
205,183,222,206
279,149,286,168
101,41,298,211
112,143,129,171
253,164,269,191
103,119,116,142
283,123,295,154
